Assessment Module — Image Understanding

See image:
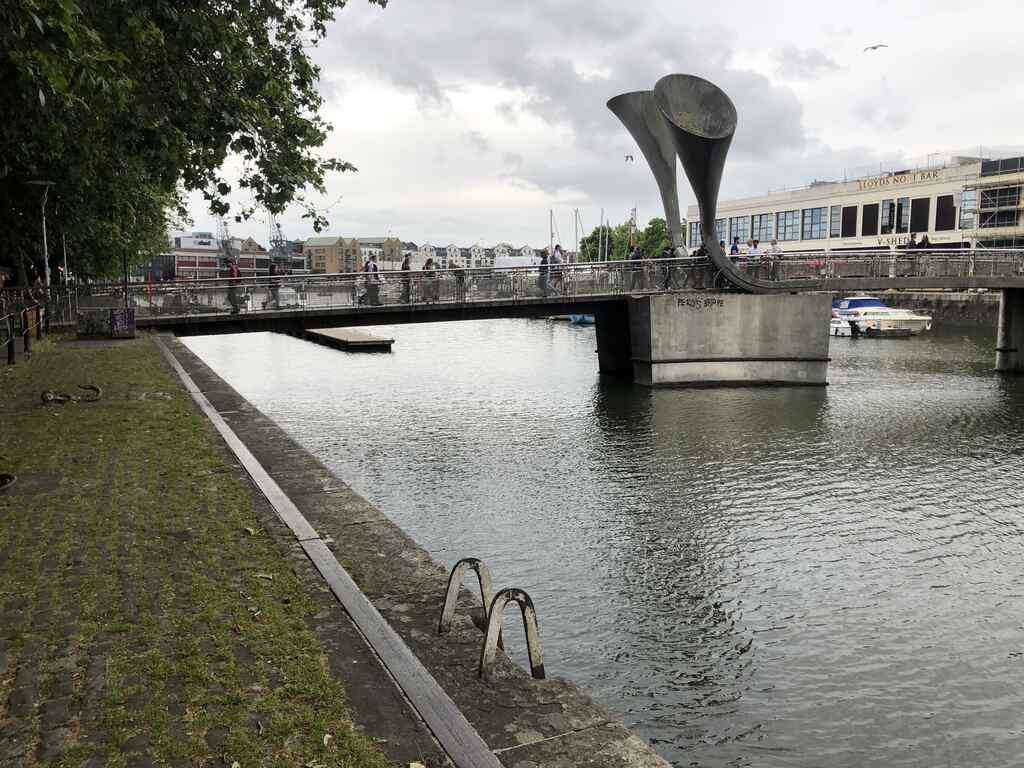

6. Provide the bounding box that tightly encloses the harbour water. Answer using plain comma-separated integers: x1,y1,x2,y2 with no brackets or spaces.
184,319,1024,768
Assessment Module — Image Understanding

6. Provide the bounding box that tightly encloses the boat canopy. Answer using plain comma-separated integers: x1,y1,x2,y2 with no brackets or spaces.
834,296,886,310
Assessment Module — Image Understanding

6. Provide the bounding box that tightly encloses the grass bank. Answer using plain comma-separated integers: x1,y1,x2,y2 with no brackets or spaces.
0,334,389,767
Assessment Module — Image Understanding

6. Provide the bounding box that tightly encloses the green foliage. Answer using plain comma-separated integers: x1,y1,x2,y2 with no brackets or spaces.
638,217,670,257
0,0,386,283
578,217,671,261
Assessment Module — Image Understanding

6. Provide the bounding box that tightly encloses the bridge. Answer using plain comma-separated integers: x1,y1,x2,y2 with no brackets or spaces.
68,248,1024,385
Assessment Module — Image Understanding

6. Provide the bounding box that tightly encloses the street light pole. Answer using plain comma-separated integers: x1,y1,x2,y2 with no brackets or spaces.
26,181,54,286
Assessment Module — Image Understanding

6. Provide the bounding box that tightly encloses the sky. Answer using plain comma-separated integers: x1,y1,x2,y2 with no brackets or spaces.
184,0,1024,249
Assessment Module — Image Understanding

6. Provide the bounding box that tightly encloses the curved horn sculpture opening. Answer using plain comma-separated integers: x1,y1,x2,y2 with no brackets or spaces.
652,73,789,293
606,91,684,249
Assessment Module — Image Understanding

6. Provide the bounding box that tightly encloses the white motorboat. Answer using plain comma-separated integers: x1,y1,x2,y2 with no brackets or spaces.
830,313,856,337
832,296,932,337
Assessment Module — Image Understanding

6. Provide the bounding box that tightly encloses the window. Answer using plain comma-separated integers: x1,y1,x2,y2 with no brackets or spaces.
729,216,750,243
841,206,857,237
935,195,956,231
910,198,930,233
959,189,976,229
752,213,774,241
896,197,910,233
830,205,842,238
862,203,879,236
880,199,895,234
715,219,726,244
688,221,702,248
801,207,827,240
980,185,1021,209
981,210,1019,229
776,210,800,241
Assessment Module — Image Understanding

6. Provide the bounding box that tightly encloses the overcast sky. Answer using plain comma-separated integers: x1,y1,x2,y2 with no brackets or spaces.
186,0,1023,248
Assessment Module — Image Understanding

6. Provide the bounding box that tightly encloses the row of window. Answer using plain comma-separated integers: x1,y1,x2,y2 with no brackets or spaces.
687,190,1018,248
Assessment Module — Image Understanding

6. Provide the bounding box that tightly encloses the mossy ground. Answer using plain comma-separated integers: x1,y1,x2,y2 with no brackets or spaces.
0,334,390,767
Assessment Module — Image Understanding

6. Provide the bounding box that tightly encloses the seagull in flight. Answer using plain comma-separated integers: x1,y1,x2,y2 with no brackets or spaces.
864,43,888,52
625,154,635,163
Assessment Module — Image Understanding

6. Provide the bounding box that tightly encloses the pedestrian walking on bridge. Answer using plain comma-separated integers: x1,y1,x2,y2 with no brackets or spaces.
400,253,411,303
226,257,241,314
551,244,565,294
363,254,382,306
629,246,644,291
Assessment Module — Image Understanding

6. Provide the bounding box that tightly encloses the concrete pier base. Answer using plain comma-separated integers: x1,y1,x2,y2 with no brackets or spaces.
619,293,830,387
996,288,1024,372
595,303,634,376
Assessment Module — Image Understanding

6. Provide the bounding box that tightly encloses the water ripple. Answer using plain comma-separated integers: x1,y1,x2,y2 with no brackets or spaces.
186,321,1024,768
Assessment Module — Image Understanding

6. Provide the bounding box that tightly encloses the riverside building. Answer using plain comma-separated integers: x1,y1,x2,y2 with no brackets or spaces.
686,155,1024,253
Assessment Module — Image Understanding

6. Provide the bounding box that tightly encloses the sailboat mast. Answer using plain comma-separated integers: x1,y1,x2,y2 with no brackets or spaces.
574,208,579,262
599,209,606,261
549,209,554,256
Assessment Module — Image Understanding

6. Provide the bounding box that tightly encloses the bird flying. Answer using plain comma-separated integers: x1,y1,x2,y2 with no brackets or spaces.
864,43,888,52
625,154,635,162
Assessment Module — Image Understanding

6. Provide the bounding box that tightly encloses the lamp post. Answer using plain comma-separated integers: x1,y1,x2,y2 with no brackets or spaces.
26,181,54,286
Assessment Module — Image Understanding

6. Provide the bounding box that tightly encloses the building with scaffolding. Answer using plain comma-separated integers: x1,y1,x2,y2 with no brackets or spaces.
686,154,1024,252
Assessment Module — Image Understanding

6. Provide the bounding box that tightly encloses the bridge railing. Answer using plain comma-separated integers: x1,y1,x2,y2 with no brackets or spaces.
767,248,1024,283
78,258,722,319
60,247,1024,321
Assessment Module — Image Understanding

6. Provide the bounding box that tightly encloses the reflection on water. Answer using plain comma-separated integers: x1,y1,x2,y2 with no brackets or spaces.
184,320,1024,767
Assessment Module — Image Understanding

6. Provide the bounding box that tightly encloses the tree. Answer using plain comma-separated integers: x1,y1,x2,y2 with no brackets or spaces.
1,0,386,283
638,217,670,257
578,217,667,261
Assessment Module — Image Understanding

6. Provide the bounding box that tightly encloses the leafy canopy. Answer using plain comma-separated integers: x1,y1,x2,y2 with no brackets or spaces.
578,217,672,261
1,0,385,283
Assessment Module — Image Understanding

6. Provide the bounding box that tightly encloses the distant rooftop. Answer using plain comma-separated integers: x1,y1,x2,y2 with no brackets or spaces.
304,236,340,246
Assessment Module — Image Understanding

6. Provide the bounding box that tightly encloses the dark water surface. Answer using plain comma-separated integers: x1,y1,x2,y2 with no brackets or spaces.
184,320,1024,767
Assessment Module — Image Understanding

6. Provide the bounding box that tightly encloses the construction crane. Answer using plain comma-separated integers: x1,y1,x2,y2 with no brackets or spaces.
217,217,240,266
268,214,291,269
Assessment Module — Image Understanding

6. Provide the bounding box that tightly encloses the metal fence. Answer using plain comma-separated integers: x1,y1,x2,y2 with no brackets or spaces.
77,258,723,319
1,287,77,364
768,248,1024,282
29,247,1024,324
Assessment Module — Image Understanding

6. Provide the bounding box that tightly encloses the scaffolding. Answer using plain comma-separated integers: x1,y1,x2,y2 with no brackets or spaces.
961,155,1024,247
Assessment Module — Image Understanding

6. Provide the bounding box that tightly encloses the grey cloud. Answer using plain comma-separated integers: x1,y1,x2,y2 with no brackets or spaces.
464,131,493,153
777,45,839,79
502,152,523,166
854,100,909,132
320,0,812,193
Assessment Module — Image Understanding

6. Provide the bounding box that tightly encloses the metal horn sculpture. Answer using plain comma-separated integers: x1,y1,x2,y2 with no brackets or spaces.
606,91,685,250
649,73,806,293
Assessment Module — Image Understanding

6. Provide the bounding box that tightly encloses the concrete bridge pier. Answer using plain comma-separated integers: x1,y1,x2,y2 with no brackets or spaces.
996,288,1024,372
595,304,634,376
598,293,831,386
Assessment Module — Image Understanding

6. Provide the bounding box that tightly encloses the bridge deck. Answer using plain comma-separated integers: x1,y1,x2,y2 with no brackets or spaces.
53,250,1024,336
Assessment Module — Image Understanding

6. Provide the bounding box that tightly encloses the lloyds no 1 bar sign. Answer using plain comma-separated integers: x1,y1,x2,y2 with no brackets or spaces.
856,169,942,190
